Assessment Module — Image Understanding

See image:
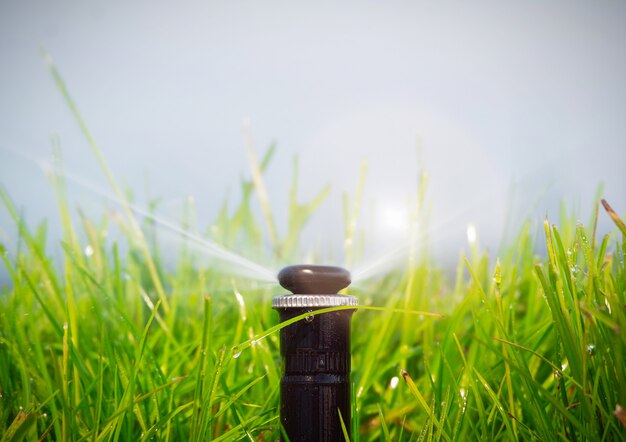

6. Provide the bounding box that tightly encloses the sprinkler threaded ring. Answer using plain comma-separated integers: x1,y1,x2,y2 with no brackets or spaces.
272,294,358,309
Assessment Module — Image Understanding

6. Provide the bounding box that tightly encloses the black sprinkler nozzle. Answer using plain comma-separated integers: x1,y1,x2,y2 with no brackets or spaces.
277,265,351,294
273,265,357,441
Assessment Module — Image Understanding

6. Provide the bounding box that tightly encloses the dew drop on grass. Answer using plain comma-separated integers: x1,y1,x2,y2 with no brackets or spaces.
85,245,94,257
390,376,399,389
587,344,596,356
305,315,314,322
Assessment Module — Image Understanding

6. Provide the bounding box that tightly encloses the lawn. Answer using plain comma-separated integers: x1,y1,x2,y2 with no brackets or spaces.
1,61,625,441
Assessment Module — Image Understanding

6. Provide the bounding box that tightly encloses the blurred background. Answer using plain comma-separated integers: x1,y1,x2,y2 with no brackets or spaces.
1,1,625,281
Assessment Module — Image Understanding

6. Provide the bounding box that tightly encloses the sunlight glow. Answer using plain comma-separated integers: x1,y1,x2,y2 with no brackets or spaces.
383,208,408,233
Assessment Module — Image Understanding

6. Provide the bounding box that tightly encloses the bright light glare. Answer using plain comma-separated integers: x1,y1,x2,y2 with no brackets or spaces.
383,208,408,233
466,223,477,245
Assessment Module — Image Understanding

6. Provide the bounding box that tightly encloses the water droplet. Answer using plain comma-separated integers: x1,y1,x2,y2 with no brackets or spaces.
390,376,399,389
233,351,242,359
587,344,595,356
305,315,314,322
84,245,94,257
250,340,257,346
467,224,477,244
567,249,572,255
63,322,68,330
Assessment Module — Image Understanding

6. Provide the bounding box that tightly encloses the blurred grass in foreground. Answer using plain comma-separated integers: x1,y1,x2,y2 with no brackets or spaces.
1,156,625,441
1,58,625,441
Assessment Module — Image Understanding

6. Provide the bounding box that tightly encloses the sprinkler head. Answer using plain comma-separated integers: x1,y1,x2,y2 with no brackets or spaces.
273,265,357,441
277,264,351,294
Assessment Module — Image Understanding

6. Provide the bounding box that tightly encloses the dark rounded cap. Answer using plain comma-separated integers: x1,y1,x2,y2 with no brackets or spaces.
278,265,351,294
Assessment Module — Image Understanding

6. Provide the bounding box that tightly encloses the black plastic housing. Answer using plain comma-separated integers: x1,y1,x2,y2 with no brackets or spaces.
274,302,356,442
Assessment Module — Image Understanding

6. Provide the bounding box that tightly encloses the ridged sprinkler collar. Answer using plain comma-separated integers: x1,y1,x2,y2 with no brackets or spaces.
272,294,358,308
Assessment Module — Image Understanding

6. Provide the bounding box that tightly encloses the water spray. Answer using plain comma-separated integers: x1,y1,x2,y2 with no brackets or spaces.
273,265,357,441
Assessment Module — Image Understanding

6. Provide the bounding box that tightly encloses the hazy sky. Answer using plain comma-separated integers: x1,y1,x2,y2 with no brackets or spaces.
1,1,625,276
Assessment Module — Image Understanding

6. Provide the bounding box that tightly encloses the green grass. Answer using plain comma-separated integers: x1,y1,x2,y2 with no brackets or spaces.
1,59,626,441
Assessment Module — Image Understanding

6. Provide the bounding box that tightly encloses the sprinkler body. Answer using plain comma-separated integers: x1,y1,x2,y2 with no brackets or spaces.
274,265,357,442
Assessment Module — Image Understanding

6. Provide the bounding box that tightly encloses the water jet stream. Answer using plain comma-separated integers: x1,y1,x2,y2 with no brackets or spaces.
1,145,277,283
3,143,566,285
63,170,278,282
351,158,564,282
